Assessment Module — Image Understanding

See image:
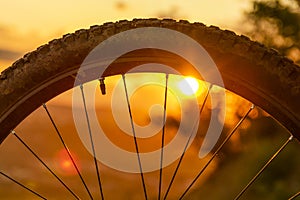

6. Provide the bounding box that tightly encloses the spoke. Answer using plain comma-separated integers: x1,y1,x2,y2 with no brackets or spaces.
81,84,105,200
43,103,94,200
234,135,294,200
199,84,213,114
289,191,300,200
158,74,169,200
0,171,46,200
11,130,80,199
122,74,148,200
163,83,213,200
179,105,254,200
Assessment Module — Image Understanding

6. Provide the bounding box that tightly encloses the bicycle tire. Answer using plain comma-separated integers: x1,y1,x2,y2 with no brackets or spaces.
0,18,299,144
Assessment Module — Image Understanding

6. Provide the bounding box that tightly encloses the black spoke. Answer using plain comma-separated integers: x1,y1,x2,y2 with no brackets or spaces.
80,84,105,200
199,84,213,114
163,84,213,200
0,171,46,200
179,105,254,200
158,74,169,200
289,191,300,200
234,135,294,200
43,103,94,200
11,130,80,199
122,74,148,200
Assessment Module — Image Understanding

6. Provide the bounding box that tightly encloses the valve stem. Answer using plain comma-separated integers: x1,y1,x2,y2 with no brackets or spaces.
99,77,106,95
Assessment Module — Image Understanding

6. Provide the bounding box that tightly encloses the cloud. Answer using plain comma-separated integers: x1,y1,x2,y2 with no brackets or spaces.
115,1,127,10
0,49,21,61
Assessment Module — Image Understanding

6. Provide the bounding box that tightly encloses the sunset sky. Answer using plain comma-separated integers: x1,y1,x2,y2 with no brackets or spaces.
1,1,300,199
0,0,251,72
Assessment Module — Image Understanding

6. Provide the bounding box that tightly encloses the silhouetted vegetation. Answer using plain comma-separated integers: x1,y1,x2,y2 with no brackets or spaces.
244,0,300,64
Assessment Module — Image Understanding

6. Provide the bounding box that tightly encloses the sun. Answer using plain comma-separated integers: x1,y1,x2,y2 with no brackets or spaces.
178,77,200,96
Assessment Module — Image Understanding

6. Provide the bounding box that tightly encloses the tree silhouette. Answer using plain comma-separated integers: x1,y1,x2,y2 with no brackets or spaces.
244,0,300,64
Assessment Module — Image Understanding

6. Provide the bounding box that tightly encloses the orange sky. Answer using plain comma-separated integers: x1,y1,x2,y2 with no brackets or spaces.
2,2,299,199
0,0,251,72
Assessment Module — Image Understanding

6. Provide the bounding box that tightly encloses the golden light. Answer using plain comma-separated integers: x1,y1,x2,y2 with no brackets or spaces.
178,77,200,96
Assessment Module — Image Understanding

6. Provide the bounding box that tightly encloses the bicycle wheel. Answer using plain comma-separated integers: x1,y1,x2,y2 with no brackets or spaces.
0,19,299,199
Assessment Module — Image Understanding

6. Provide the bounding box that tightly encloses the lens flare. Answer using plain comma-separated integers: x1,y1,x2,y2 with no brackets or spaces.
54,149,79,176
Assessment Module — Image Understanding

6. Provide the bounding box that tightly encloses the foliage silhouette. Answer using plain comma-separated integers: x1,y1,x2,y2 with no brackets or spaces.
244,0,300,64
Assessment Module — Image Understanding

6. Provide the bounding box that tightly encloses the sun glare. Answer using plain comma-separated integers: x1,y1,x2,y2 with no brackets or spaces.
178,77,200,95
